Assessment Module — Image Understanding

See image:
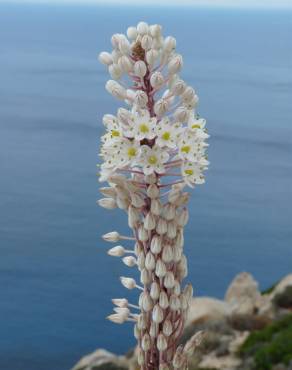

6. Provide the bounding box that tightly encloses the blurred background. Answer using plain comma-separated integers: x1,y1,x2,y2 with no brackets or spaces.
0,1,291,370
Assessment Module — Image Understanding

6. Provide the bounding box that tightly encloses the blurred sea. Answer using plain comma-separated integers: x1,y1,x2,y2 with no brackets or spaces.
0,3,291,370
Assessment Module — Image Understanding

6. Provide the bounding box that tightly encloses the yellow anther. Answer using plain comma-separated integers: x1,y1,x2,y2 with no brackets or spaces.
139,123,149,133
181,145,191,153
162,132,170,140
148,155,157,165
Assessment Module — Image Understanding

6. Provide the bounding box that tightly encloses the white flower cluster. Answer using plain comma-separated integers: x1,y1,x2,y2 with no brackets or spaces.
98,21,209,187
97,22,209,370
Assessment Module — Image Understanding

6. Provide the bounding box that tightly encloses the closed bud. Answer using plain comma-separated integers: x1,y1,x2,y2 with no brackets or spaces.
102,113,117,126
120,276,136,289
162,203,176,220
169,294,181,311
155,259,167,278
156,218,167,235
108,245,125,257
146,49,159,66
163,36,176,52
163,320,173,337
152,304,164,323
173,246,182,262
137,21,149,35
141,34,153,50
134,324,140,339
154,98,170,116
102,231,120,242
170,79,186,95
184,94,199,109
105,80,126,100
137,348,144,365
149,24,162,37
150,235,162,254
150,198,162,216
162,244,173,263
157,333,168,351
128,205,140,228
127,26,137,40
122,256,137,267
112,298,128,308
145,251,156,271
150,282,160,300
180,293,188,310
134,60,147,77
98,197,117,209
140,291,153,312
175,228,184,248
113,307,130,316
134,90,148,107
174,106,189,122
147,184,159,198
167,220,177,239
118,55,133,73
182,86,195,102
183,331,204,356
150,322,158,338
99,186,116,198
159,291,169,309
173,345,186,368
137,313,147,330
164,271,175,288
137,251,145,270
119,38,131,54
111,33,123,48
111,49,122,63
141,333,151,351
116,196,129,210
150,71,164,88
145,173,157,184
141,268,152,285
183,284,193,301
130,193,145,208
144,212,156,231
98,51,113,65
138,225,149,241
173,280,181,295
108,63,122,80
177,208,189,227
168,54,183,74
107,313,127,324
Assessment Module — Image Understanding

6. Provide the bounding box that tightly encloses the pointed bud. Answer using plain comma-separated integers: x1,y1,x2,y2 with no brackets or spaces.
149,24,161,37
167,220,177,239
150,235,162,254
128,205,140,228
152,304,164,323
141,268,152,285
141,34,153,50
98,198,117,209
120,276,137,290
162,320,173,337
147,184,159,198
150,71,164,88
137,21,149,35
98,51,113,65
141,333,151,351
144,212,156,231
162,203,176,220
99,186,116,198
107,313,127,324
105,80,127,100
177,208,189,227
108,245,125,257
118,55,133,73
150,282,160,300
150,198,162,216
108,63,122,80
145,252,156,271
134,60,147,77
130,193,145,208
164,272,175,289
122,256,137,267
138,225,149,241
127,26,137,39
119,38,131,55
146,49,159,66
156,218,167,235
170,79,186,95
157,333,168,351
150,322,158,338
154,98,170,116
159,291,169,309
102,231,120,242
162,244,173,263
168,54,183,74
112,298,128,308
155,259,167,278
169,294,181,311
163,36,176,52
174,106,189,122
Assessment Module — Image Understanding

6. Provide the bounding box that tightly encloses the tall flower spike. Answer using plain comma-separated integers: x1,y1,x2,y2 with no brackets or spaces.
98,22,209,370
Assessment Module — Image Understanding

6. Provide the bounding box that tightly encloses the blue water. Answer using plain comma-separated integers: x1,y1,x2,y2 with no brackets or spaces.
0,3,291,370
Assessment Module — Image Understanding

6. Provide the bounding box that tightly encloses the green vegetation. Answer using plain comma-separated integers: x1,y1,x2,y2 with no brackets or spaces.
261,281,279,295
239,313,292,370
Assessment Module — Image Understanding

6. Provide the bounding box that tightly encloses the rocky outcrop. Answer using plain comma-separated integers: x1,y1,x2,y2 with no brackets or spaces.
72,272,292,370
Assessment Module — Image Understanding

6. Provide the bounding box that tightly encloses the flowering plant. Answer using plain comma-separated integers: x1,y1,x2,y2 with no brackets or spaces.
98,21,209,370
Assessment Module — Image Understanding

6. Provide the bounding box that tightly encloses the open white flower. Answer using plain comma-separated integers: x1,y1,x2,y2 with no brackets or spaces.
119,139,141,166
139,145,169,175
181,161,206,187
155,118,182,149
125,110,156,140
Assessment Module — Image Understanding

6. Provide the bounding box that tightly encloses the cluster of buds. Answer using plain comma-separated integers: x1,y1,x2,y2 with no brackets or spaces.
98,22,209,370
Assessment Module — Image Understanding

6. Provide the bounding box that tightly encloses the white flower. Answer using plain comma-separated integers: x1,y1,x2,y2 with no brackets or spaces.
177,131,207,162
126,110,156,140
119,139,141,166
181,161,207,187
187,112,209,139
139,145,169,175
155,118,181,149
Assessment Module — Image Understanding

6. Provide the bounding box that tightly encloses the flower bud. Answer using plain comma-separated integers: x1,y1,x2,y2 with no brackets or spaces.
99,186,116,198
140,291,153,311
141,268,152,285
170,79,186,95
134,90,148,107
98,197,117,209
150,322,158,338
119,38,131,54
134,324,140,339
102,114,117,126
162,320,173,336
177,208,189,227
162,244,173,263
167,220,177,239
122,256,137,267
183,331,204,356
152,304,164,323
164,271,175,288
137,313,147,329
173,345,186,368
150,71,164,88
163,36,176,52
120,276,137,289
157,333,168,351
105,80,127,100
174,106,189,122
145,251,156,271
155,259,167,278
107,313,127,324
108,63,122,80
130,193,145,208
184,94,199,109
150,199,161,216
111,33,123,48
169,294,181,311
128,205,140,227
159,291,169,309
162,203,176,220
118,55,133,73
137,348,145,365
98,51,113,65
142,333,151,351
168,54,183,74
149,24,162,37
144,212,156,230
154,98,170,116
141,34,153,50
146,49,159,66
182,86,195,102
127,26,137,39
147,184,159,198
112,298,128,307
102,231,120,242
108,245,125,257
138,225,149,241
156,218,167,235
111,49,122,63
150,282,160,300
134,60,147,77
137,251,145,270
137,21,149,35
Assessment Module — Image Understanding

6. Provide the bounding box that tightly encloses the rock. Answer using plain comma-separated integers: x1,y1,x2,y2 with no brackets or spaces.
225,272,264,316
270,274,292,297
198,352,242,369
71,349,129,370
186,297,230,327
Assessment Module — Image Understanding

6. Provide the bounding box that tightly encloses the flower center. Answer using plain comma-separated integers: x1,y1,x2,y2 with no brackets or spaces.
162,132,170,141
191,124,200,129
127,147,137,157
181,145,191,153
111,130,120,137
139,123,149,133
148,155,158,165
184,169,194,175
